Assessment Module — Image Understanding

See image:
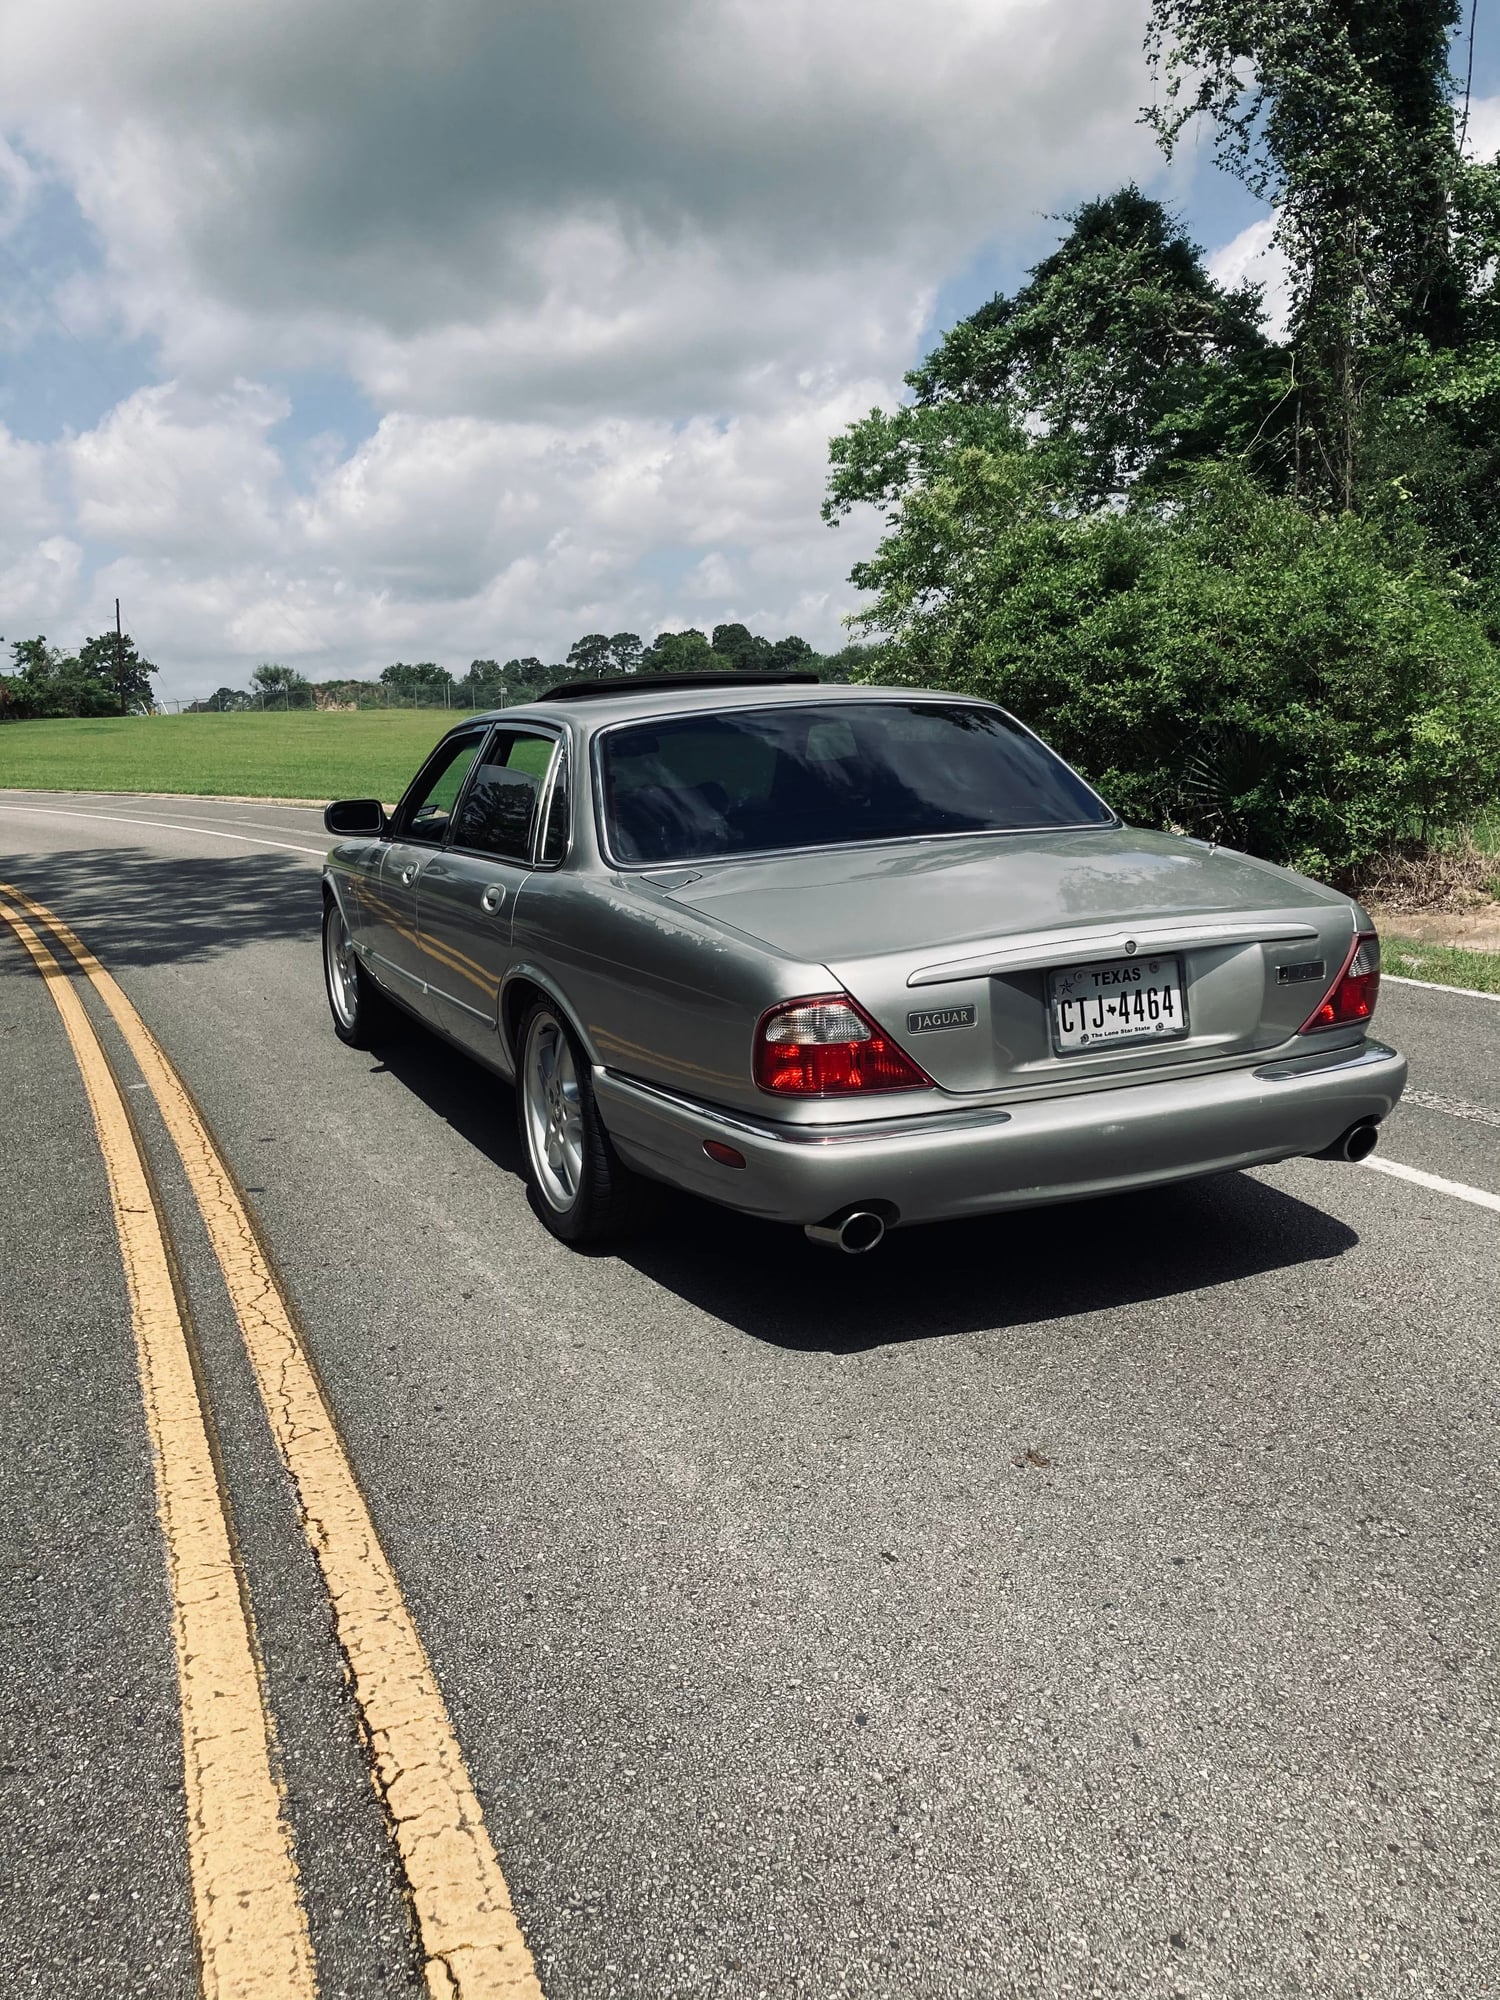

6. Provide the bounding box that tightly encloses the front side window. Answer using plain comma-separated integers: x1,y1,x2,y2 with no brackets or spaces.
598,702,1114,866
402,734,485,844
450,730,557,861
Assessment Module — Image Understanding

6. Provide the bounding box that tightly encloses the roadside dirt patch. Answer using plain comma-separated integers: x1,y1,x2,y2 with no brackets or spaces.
1370,902,1500,951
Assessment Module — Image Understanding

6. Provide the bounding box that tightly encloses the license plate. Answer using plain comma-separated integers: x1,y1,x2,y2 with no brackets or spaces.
1048,954,1187,1054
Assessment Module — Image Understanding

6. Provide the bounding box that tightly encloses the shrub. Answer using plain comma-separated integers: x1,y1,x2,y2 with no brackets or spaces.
849,461,1500,880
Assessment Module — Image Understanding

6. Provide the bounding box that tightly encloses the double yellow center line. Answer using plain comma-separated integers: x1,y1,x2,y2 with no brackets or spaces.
0,885,543,2000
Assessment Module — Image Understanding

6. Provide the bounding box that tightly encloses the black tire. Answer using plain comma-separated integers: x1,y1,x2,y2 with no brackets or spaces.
322,894,400,1049
515,998,651,1244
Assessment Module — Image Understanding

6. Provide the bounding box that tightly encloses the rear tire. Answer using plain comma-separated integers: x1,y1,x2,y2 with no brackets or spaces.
516,998,650,1244
323,894,399,1048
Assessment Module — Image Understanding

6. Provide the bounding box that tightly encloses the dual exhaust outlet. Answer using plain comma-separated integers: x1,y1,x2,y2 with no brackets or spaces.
803,1119,1383,1254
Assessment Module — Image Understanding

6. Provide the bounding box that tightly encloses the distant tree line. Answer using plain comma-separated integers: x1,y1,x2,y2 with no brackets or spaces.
184,624,875,713
0,633,157,720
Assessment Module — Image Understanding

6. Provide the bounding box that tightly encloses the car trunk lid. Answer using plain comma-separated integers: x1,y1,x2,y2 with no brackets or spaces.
649,828,1360,1093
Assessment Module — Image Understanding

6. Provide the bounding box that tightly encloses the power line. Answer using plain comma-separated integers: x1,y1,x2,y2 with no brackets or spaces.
1457,0,1479,156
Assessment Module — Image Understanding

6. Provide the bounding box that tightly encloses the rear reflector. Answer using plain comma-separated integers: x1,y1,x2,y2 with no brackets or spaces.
1300,933,1380,1033
703,1140,747,1169
754,992,932,1096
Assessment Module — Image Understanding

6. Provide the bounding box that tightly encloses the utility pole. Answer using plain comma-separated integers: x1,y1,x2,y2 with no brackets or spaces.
115,599,127,716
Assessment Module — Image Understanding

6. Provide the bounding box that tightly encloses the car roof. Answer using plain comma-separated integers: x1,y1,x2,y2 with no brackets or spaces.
458,681,970,734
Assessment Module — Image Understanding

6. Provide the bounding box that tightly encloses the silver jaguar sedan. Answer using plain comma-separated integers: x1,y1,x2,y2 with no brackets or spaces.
321,673,1406,1252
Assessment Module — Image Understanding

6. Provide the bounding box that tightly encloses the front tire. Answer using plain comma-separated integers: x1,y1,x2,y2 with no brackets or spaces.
322,894,398,1048
516,999,649,1244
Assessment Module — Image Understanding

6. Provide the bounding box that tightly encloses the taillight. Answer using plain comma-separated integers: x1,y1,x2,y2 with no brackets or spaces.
753,992,932,1096
1300,933,1380,1033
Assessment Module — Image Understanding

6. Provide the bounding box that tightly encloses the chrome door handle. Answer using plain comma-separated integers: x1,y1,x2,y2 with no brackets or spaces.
400,865,418,886
480,884,506,913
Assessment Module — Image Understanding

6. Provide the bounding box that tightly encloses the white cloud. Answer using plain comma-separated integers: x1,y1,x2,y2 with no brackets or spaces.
0,0,1162,693
35,381,885,685
68,380,288,555
1460,93,1500,162
1207,215,1291,342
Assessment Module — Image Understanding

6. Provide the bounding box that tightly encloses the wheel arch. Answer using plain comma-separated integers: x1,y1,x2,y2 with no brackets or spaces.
500,966,601,1073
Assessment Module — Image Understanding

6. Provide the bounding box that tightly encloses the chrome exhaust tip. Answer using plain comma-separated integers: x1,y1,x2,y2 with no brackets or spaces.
804,1208,887,1254
1314,1118,1381,1163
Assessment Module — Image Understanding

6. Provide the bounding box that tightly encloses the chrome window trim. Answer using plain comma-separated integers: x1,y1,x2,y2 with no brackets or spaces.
586,694,1119,873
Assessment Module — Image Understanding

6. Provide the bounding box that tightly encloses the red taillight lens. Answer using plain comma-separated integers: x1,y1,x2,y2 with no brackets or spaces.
753,992,932,1096
1300,933,1381,1033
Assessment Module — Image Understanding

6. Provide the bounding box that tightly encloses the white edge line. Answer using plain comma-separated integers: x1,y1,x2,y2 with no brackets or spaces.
1362,1155,1500,1215
0,803,325,858
1384,972,1499,1002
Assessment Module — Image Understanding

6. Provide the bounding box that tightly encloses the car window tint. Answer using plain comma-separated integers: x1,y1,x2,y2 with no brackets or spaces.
403,736,484,845
599,702,1113,865
539,754,570,863
451,731,556,860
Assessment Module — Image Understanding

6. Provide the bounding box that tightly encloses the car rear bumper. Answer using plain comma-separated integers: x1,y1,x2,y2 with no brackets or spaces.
594,1038,1408,1228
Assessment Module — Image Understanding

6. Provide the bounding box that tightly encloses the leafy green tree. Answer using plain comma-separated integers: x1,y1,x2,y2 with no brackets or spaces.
708,622,769,667
460,658,508,704
253,663,314,708
762,634,816,673
639,628,718,674
839,448,1500,875
2,632,157,717
501,656,554,698
77,630,157,712
1144,0,1495,513
904,187,1281,503
606,632,644,675
379,661,453,698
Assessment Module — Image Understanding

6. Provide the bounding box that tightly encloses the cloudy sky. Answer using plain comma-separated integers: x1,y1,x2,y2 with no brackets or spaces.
1,1,1496,702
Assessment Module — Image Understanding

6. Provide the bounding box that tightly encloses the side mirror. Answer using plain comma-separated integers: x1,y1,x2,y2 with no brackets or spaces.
324,798,387,836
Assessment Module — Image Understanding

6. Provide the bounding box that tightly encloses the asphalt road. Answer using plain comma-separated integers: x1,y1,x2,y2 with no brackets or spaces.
1,787,1496,2000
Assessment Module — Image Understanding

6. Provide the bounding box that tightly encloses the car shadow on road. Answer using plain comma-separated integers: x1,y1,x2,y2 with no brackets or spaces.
366,1026,529,1176
0,848,317,967
362,1020,1360,1351
621,1171,1359,1351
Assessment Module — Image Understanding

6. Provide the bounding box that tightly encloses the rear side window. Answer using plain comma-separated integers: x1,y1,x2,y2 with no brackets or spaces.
539,753,570,863
451,730,557,861
598,702,1113,865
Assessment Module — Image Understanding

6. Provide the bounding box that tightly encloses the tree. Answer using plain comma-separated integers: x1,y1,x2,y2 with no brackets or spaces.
252,663,314,708
639,628,718,674
1144,0,1489,511
501,657,554,699
839,449,1500,876
2,632,157,718
77,630,157,713
904,187,1281,504
565,634,615,676
379,661,453,699
460,658,508,705
606,632,644,675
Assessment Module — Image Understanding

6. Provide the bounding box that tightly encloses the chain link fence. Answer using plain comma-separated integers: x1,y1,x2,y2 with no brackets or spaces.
157,685,519,715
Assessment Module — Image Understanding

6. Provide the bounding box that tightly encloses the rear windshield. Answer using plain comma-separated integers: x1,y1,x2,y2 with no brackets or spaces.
598,701,1113,865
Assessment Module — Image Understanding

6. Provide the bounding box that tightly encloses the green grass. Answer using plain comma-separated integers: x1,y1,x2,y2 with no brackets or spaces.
1383,936,1500,995
0,710,463,802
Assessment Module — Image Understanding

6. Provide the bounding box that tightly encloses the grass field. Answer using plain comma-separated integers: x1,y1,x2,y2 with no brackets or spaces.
1383,937,1500,995
0,710,461,801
